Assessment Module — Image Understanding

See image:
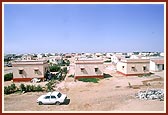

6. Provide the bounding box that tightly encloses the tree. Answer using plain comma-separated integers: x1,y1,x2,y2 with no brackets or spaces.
49,65,61,72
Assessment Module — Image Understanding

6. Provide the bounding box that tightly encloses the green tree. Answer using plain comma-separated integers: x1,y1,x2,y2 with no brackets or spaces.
4,73,13,81
49,65,61,72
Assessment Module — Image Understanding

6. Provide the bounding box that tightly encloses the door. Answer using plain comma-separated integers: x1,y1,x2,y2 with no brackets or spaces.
43,96,50,104
50,95,57,104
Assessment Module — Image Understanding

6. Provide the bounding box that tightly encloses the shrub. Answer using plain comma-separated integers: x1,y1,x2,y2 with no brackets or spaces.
4,73,13,81
4,86,11,94
45,80,56,92
26,85,31,92
4,83,17,94
78,78,100,83
20,84,26,92
30,85,36,92
10,83,16,92
68,74,74,78
35,85,43,92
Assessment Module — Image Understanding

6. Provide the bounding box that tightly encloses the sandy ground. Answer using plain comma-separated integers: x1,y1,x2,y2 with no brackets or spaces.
3,65,165,112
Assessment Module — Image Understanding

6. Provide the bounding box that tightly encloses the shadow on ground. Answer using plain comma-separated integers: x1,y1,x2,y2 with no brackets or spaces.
62,98,70,105
103,73,113,78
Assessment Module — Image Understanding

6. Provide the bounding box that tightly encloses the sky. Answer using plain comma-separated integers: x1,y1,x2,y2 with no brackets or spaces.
4,4,164,54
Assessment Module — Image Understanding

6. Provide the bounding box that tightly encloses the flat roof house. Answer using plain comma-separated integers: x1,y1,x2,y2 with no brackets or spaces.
150,58,164,72
74,58,104,79
116,59,150,76
12,60,49,82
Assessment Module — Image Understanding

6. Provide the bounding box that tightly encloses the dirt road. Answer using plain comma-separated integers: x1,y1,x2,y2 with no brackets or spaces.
4,73,165,112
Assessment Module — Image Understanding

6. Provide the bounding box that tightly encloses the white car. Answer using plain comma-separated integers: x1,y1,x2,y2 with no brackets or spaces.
37,91,67,105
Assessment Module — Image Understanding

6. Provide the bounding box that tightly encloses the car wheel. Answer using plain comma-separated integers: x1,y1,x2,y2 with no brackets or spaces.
39,101,43,105
55,101,61,105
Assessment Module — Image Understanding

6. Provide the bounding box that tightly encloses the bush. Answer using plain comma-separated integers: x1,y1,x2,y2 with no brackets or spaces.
30,85,36,92
45,80,56,92
35,85,43,92
4,83,17,94
78,78,100,83
26,85,32,92
10,83,16,92
4,73,13,81
20,84,26,92
4,86,11,94
68,74,74,78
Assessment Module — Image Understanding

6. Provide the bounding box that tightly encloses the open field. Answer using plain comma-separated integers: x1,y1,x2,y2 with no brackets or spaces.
4,70,165,112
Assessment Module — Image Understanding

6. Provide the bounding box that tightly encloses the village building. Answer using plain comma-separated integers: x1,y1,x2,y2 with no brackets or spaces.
21,54,34,60
74,58,104,79
12,60,49,82
48,56,63,65
116,59,150,76
150,58,164,72
111,54,125,64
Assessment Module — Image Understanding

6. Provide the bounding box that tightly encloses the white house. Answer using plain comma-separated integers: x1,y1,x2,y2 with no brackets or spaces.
116,59,150,76
150,58,164,72
111,54,124,64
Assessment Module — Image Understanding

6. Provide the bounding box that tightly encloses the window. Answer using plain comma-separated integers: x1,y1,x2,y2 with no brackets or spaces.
81,68,85,72
131,67,136,71
34,70,38,75
45,96,50,99
57,93,62,98
95,68,98,72
51,96,56,99
122,66,125,69
143,66,147,71
19,70,23,74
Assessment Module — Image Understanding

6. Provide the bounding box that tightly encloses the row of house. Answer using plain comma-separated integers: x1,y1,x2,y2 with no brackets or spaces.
9,52,164,82
74,57,164,79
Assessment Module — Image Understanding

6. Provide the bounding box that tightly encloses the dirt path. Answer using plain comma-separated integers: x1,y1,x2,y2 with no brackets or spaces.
4,74,165,112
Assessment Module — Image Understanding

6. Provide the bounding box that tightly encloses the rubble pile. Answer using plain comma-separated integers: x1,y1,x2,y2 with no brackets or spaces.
135,89,164,101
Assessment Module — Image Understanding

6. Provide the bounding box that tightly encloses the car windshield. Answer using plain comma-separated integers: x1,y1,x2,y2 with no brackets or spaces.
57,92,62,98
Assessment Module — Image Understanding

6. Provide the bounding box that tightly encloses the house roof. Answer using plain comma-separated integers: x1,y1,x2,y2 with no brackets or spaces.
151,59,164,64
121,59,150,63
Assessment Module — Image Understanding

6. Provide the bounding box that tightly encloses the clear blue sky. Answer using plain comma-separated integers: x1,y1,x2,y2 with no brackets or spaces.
4,4,164,54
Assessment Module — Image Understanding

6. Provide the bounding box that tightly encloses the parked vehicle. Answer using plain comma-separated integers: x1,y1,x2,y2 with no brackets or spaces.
31,78,41,83
36,91,67,105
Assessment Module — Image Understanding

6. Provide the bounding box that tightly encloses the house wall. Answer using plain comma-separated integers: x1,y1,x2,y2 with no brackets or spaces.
150,60,164,72
12,61,49,82
117,61,150,76
75,63,104,79
150,60,156,71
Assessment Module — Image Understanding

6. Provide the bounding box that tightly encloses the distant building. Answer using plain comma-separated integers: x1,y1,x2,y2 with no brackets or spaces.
37,54,43,59
21,54,34,60
12,60,49,82
74,58,104,79
160,52,164,57
150,58,164,72
48,56,63,65
116,59,150,76
111,54,124,64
